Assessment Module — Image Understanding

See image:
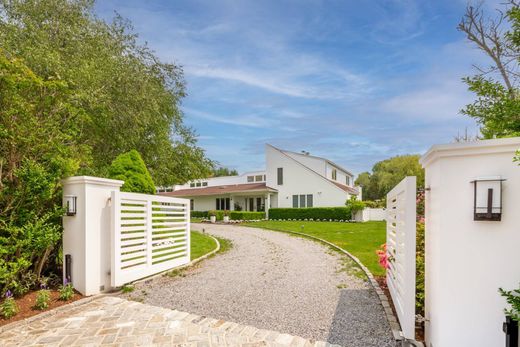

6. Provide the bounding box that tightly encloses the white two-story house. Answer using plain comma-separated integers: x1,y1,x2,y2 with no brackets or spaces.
159,144,360,212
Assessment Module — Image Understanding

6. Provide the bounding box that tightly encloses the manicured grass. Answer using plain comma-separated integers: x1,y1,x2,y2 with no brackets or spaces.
190,230,218,260
244,221,387,276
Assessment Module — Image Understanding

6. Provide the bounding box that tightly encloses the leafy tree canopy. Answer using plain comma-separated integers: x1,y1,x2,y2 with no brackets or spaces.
108,150,155,194
355,155,424,201
458,1,520,138
211,167,239,177
0,0,214,185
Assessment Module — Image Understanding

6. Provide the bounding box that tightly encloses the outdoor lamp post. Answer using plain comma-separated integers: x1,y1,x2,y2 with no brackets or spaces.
471,176,505,221
64,195,77,216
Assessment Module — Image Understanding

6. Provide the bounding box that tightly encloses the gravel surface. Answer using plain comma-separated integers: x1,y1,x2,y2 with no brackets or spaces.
121,224,394,347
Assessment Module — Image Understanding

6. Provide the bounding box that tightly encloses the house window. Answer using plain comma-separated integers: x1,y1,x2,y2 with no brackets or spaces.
292,194,313,208
202,182,208,186
190,199,194,211
263,175,266,181
190,183,195,188
249,198,254,211
247,176,254,183
277,168,283,185
307,194,313,207
292,195,298,208
256,197,263,211
196,182,202,187
216,198,230,210
300,195,306,208
346,176,350,186
255,175,263,182
332,168,337,180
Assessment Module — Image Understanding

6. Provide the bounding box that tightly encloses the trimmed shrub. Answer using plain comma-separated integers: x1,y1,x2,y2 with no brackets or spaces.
191,211,208,218
268,207,351,221
230,211,265,220
108,150,155,194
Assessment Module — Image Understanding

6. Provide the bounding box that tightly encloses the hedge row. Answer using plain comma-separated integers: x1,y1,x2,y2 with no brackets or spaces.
230,211,265,220
191,211,265,221
268,207,352,221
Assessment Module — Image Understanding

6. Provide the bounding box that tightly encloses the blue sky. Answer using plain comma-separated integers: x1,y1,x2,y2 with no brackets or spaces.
95,0,499,176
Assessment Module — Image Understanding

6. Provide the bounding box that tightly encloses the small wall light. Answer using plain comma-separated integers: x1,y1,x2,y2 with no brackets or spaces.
64,195,77,216
471,176,505,221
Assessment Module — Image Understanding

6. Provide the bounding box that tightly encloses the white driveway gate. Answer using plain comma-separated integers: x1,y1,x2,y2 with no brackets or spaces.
111,191,191,286
386,176,416,340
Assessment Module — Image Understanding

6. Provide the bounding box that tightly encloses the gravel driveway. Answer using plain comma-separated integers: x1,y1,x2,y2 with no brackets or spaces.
121,224,394,347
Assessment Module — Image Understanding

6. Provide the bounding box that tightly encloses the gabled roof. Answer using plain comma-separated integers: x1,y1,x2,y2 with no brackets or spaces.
160,183,277,197
267,144,359,196
280,148,354,176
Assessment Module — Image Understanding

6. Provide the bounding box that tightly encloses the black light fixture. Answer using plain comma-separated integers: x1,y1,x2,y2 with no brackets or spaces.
64,195,77,216
471,176,505,221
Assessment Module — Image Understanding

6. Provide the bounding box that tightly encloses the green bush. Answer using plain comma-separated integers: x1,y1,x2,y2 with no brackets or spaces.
108,150,155,194
268,207,351,221
363,200,386,208
416,222,425,316
34,288,50,310
345,196,365,216
1,291,18,319
58,283,74,301
191,211,208,218
230,211,265,220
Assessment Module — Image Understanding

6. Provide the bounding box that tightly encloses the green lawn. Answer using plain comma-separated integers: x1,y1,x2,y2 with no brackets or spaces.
190,230,218,260
244,221,387,276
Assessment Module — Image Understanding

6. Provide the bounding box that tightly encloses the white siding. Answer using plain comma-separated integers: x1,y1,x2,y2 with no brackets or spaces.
326,163,353,187
266,145,350,207
283,152,326,176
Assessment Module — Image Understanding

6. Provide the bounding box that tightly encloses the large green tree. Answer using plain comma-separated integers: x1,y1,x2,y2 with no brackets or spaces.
355,155,424,201
211,167,239,177
108,150,156,195
458,1,520,138
0,0,213,185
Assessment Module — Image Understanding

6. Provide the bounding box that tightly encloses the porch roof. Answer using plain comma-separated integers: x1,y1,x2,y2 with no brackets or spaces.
159,182,277,197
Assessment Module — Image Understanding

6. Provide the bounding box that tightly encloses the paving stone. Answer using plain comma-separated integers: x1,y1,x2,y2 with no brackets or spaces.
0,296,333,347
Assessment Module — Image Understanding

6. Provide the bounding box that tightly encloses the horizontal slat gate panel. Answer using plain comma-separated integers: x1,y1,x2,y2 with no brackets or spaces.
111,191,190,287
386,176,416,340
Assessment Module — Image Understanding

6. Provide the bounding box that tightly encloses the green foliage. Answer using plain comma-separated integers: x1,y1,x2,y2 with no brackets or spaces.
108,150,155,194
121,284,134,293
500,284,520,322
0,0,213,185
191,211,209,218
269,207,352,221
416,222,425,316
190,231,218,260
58,283,74,301
514,150,520,164
345,196,365,216
355,155,424,200
1,294,18,319
212,167,238,177
208,210,217,218
229,211,265,220
34,289,50,310
363,200,386,208
459,2,520,138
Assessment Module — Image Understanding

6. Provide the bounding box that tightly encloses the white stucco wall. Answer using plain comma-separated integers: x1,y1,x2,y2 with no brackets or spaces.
62,176,123,296
420,137,520,347
266,145,350,207
283,151,326,176
325,163,353,186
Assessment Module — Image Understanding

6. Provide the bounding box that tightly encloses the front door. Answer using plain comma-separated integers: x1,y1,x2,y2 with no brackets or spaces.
256,197,262,211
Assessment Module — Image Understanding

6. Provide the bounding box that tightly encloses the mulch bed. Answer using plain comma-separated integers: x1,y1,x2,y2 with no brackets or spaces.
0,290,83,327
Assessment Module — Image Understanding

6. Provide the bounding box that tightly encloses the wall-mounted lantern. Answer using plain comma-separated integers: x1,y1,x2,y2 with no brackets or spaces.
64,195,77,216
471,176,505,221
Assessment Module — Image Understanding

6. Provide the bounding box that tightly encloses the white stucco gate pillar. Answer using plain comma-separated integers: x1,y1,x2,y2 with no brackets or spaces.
62,176,124,296
419,137,520,347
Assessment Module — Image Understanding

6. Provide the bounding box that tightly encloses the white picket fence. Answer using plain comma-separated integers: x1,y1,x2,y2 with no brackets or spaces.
386,176,416,340
111,191,191,287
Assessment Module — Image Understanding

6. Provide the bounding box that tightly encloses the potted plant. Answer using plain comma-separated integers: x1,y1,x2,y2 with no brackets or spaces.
223,210,230,223
208,210,217,223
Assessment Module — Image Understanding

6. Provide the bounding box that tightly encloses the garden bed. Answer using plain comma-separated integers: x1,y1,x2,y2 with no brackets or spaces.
0,290,83,327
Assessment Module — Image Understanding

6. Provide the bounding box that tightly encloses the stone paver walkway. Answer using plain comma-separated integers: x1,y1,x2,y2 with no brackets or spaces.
0,296,339,347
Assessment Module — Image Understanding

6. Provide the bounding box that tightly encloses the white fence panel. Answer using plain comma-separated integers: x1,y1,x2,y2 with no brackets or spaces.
386,176,416,339
111,191,190,287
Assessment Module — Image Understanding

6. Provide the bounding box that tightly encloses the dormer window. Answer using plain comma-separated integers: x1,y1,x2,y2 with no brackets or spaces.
346,176,350,186
332,168,337,181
